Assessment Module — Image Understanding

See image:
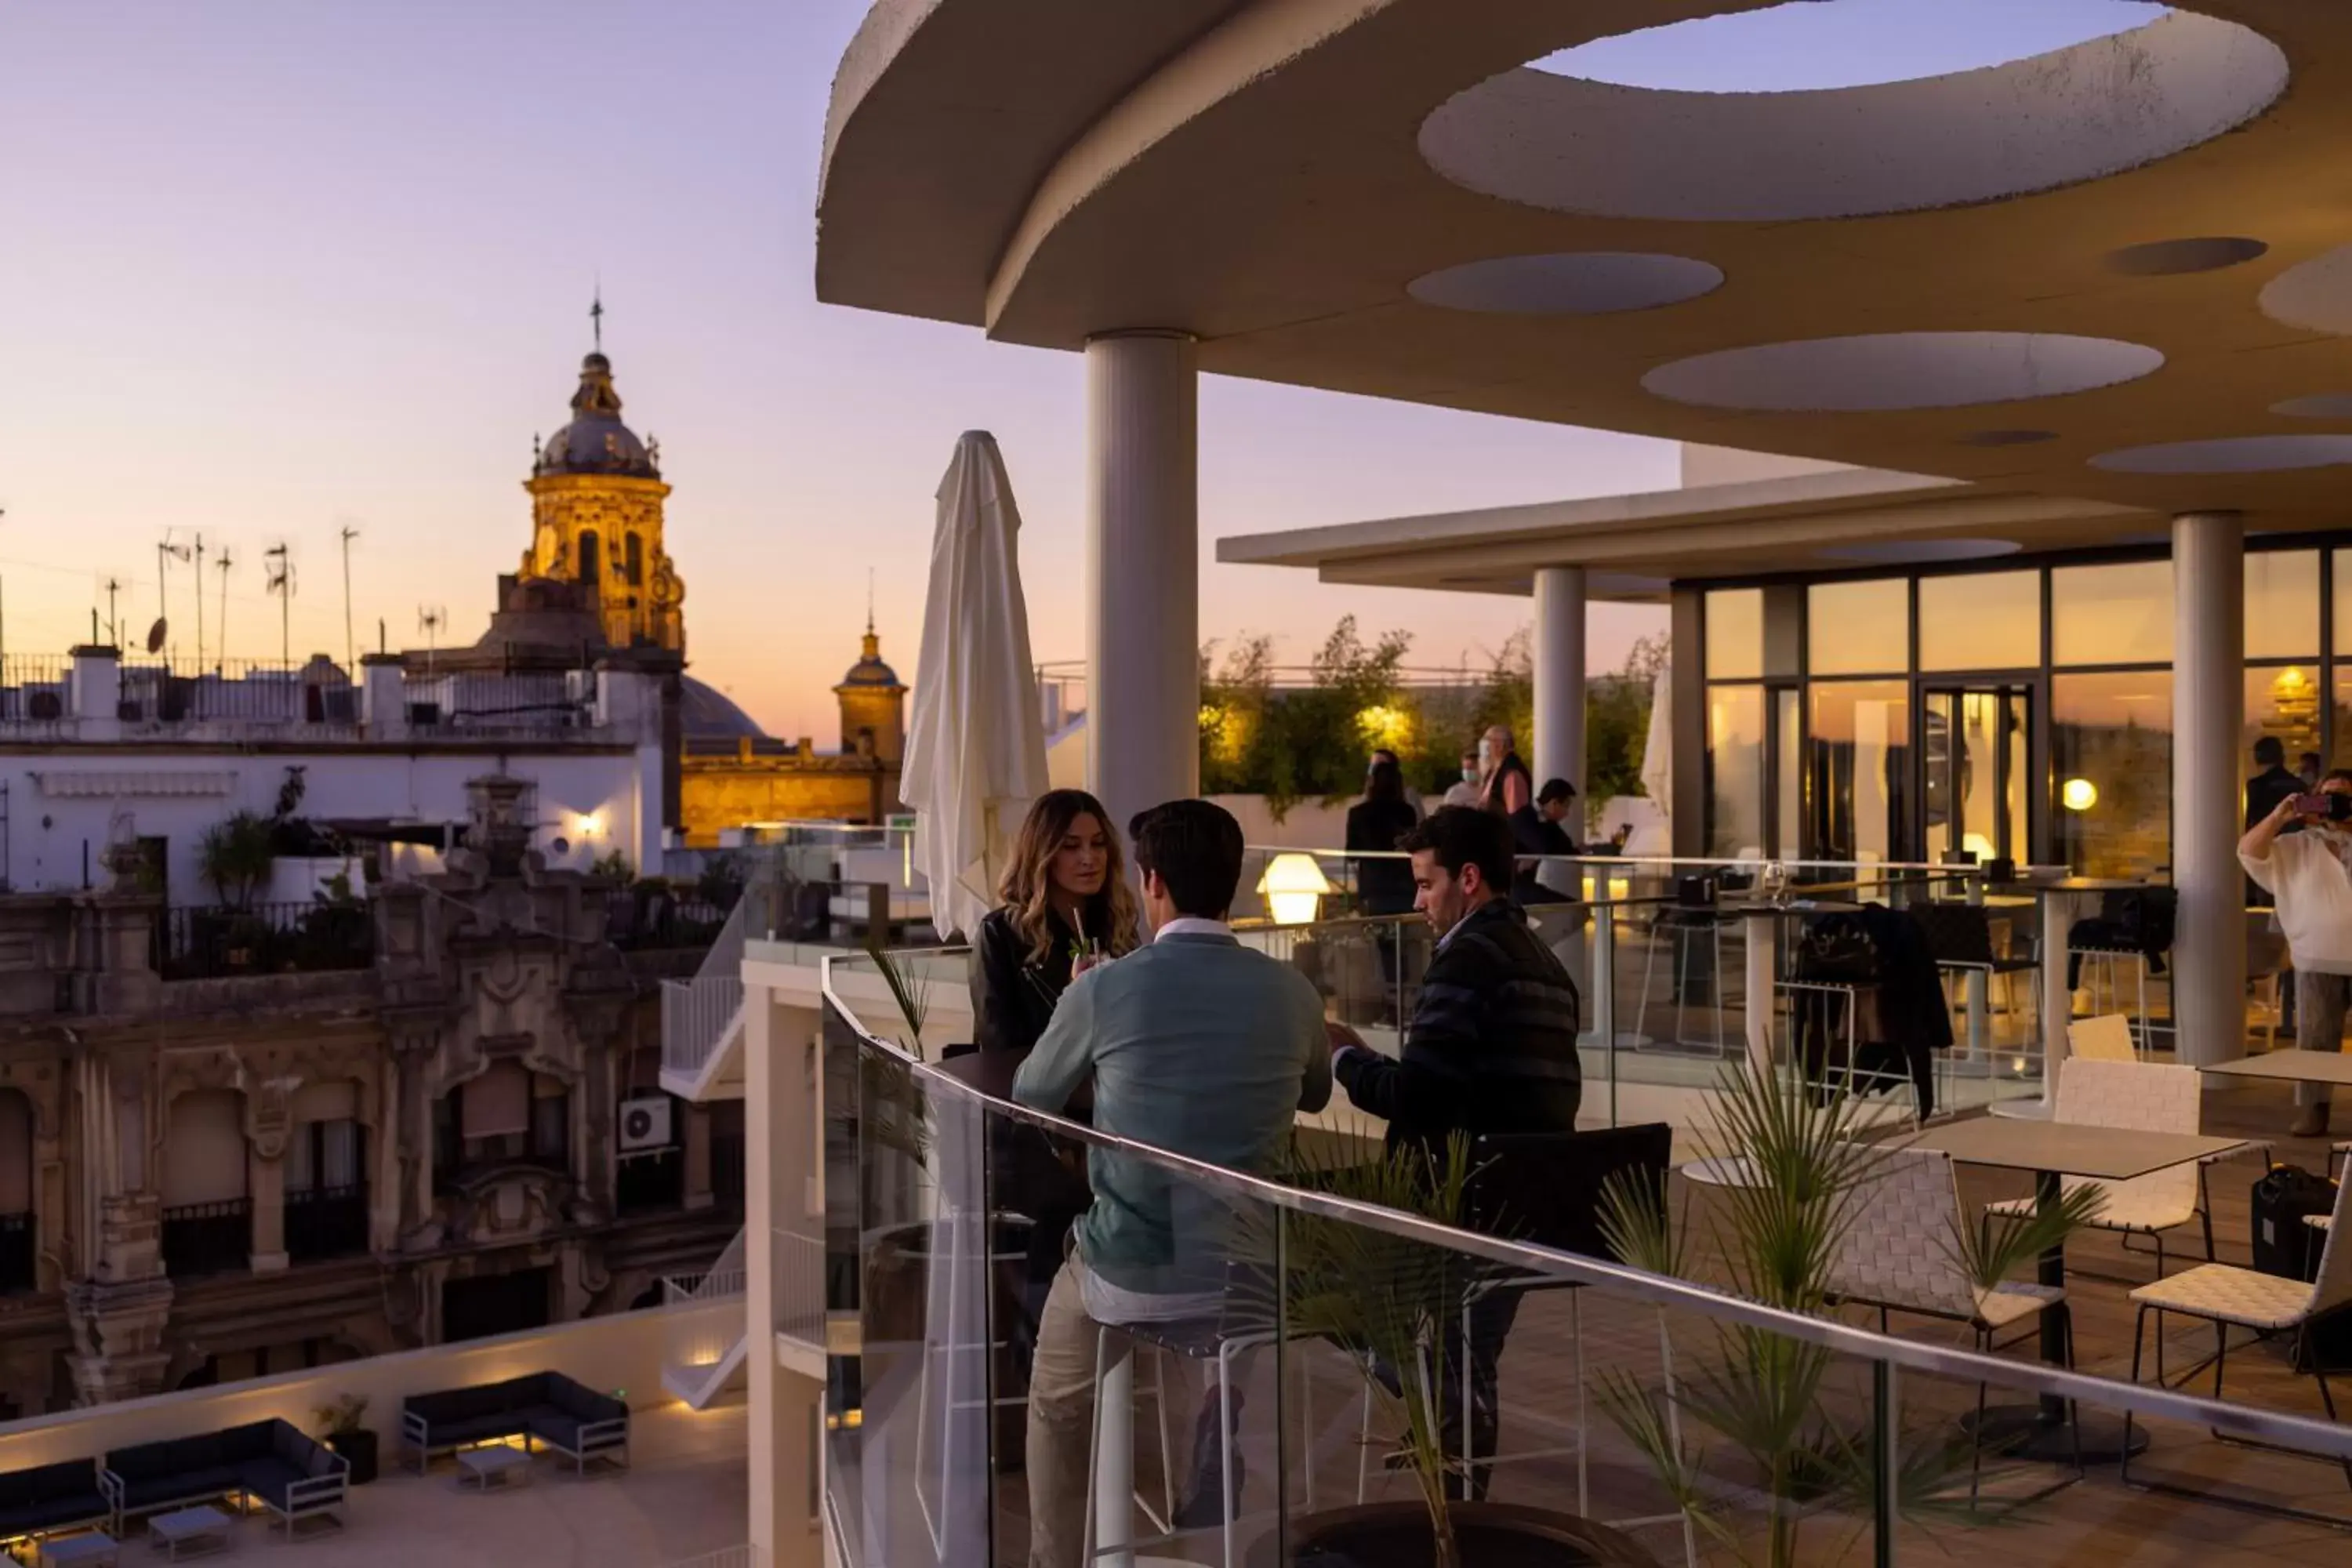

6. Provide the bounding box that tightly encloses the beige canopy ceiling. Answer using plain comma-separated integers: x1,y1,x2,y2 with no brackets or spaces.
818,0,2352,532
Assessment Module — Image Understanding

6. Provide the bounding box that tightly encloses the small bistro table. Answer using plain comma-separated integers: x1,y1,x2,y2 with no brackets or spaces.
38,1532,118,1568
456,1444,533,1492
1895,1116,2243,1462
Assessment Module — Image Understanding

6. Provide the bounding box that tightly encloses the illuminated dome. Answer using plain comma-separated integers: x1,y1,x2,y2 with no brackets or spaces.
837,628,902,690
535,353,661,479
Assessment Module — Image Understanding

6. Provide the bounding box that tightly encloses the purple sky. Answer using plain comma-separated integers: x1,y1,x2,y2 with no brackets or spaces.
0,1,2161,737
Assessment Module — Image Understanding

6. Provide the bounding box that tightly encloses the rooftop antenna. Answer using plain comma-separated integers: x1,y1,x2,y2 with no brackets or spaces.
418,605,446,675
158,531,190,665
338,521,361,673
264,542,294,670
100,576,123,648
213,548,234,669
190,533,205,670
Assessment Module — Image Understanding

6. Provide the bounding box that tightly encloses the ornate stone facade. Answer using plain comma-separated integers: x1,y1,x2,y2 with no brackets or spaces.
0,777,738,1414
521,353,684,653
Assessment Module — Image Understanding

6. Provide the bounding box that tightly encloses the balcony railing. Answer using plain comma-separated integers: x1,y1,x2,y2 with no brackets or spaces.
162,1198,252,1278
816,953,2352,1568
154,901,374,981
285,1183,368,1261
0,1212,34,1294
402,670,590,735
772,1226,826,1350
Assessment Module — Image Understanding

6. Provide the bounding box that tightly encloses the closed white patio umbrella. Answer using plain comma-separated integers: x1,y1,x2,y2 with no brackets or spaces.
1640,660,1672,817
902,430,1049,942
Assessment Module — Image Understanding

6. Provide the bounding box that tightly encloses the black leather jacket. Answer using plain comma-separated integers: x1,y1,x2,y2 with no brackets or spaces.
969,907,1076,1057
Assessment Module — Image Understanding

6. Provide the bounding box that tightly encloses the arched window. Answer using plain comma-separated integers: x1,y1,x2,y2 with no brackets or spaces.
0,1091,32,1293
625,532,644,587
578,530,601,586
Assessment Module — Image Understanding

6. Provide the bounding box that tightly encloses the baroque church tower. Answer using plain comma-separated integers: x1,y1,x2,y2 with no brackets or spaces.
521,343,684,652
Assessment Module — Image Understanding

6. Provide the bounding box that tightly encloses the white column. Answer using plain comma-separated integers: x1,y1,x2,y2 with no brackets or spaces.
2172,511,2246,1068
1084,332,1199,835
1534,566,1588,794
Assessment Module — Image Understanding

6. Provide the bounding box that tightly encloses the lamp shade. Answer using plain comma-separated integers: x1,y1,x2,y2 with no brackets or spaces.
1257,851,1336,926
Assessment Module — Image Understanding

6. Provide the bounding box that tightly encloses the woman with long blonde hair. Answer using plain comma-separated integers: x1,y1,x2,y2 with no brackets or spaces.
969,789,1140,1056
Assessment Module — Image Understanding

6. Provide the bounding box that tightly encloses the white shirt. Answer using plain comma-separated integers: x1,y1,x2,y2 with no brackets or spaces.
1152,916,1232,942
2242,829,2352,975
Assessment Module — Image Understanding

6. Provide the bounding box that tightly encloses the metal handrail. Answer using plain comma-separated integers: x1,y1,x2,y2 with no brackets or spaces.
817,952,2352,1459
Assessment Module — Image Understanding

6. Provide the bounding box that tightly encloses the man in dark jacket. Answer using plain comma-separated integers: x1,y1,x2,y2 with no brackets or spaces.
1329,805,1581,1494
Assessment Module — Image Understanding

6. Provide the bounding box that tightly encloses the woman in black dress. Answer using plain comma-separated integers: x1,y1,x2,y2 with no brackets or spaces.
1346,756,1421,916
968,789,1141,1057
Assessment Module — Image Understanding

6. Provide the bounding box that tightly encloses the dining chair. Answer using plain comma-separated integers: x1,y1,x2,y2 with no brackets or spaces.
2066,1014,2138,1064
1829,1146,2079,1501
1984,1058,2204,1281
2122,1169,2352,1520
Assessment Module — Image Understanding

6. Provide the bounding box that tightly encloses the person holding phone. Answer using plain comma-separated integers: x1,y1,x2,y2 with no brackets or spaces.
2240,769,2352,1137
970,789,1141,1058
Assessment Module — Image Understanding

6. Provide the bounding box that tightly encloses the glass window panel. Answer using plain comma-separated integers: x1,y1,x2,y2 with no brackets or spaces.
1806,681,1911,866
2052,561,2172,666
2332,670,2352,774
1807,579,1909,676
1919,571,2040,670
2246,664,2323,797
2334,550,2352,654
1773,688,1802,858
2053,671,2172,878
1705,589,1762,681
2247,550,2319,660
1706,684,1765,858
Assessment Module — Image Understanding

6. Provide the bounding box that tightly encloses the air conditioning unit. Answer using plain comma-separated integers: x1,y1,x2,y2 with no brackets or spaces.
618,1094,673,1152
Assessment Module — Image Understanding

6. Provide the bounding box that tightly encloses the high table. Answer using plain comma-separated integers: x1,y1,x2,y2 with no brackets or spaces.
1895,1116,2242,1462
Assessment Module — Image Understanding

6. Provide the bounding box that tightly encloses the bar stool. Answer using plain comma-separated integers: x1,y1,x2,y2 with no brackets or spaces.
1636,906,1737,1055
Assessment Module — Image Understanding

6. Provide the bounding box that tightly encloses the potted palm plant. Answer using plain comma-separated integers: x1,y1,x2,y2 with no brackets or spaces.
1243,1132,1662,1568
314,1394,376,1484
1592,1068,2103,1566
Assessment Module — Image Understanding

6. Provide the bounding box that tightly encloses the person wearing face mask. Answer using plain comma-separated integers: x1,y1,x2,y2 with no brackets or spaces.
2241,769,2352,1137
1478,724,1534,818
1441,744,1483,809
971,789,1142,1058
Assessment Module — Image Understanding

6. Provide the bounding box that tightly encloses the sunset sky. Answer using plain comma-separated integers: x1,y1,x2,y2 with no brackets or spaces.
0,1,2147,738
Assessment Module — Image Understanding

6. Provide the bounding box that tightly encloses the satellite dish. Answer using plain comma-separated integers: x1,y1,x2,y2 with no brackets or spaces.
146,619,168,655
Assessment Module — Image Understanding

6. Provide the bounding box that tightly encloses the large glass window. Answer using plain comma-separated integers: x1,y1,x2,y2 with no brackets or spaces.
1919,570,2040,670
2052,561,2172,666
1773,688,1802,860
2053,671,2173,877
1806,681,1911,865
1706,589,1763,681
1706,684,1766,858
2247,550,2319,660
2246,664,2323,782
1807,579,1909,676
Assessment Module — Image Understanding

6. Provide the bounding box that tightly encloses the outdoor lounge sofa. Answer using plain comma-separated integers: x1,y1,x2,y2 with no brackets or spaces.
100,1418,348,1538
0,1457,111,1542
400,1370,630,1476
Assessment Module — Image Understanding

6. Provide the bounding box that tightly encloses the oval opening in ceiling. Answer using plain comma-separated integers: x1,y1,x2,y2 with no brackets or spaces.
1642,332,2164,412
1407,252,1723,315
1422,9,2287,223
1536,0,2171,93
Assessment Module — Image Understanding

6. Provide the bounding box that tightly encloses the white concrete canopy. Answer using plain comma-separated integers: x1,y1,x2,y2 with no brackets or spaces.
818,0,2352,534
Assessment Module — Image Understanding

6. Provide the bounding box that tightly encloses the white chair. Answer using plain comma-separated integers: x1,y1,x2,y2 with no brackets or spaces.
2066,1014,2138,1064
1984,1058,2204,1279
1828,1146,2078,1501
2122,1169,2352,1516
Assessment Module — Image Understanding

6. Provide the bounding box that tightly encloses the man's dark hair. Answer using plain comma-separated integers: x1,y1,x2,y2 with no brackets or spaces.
2306,752,2326,771
1537,777,1577,807
1399,805,1514,893
1127,799,1246,920
2325,768,2352,789
2256,736,2286,766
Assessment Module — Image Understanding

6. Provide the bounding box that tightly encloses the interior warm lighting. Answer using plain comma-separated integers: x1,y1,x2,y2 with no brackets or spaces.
572,811,605,839
1962,832,1996,863
2062,778,2100,812
1258,852,1336,927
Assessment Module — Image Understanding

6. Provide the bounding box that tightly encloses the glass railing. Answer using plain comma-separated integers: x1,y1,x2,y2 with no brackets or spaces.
817,958,2352,1568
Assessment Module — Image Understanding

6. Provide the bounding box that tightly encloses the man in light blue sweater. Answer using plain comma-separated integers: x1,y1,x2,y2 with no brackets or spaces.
1012,798,1329,1568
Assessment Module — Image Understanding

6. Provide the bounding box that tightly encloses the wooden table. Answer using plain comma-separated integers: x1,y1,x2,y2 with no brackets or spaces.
2199,1050,2352,1087
1896,1116,2242,1461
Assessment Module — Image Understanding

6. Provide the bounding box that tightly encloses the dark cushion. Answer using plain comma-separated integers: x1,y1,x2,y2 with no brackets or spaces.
0,1458,100,1511
122,1466,241,1508
0,1494,108,1534
237,1458,307,1510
